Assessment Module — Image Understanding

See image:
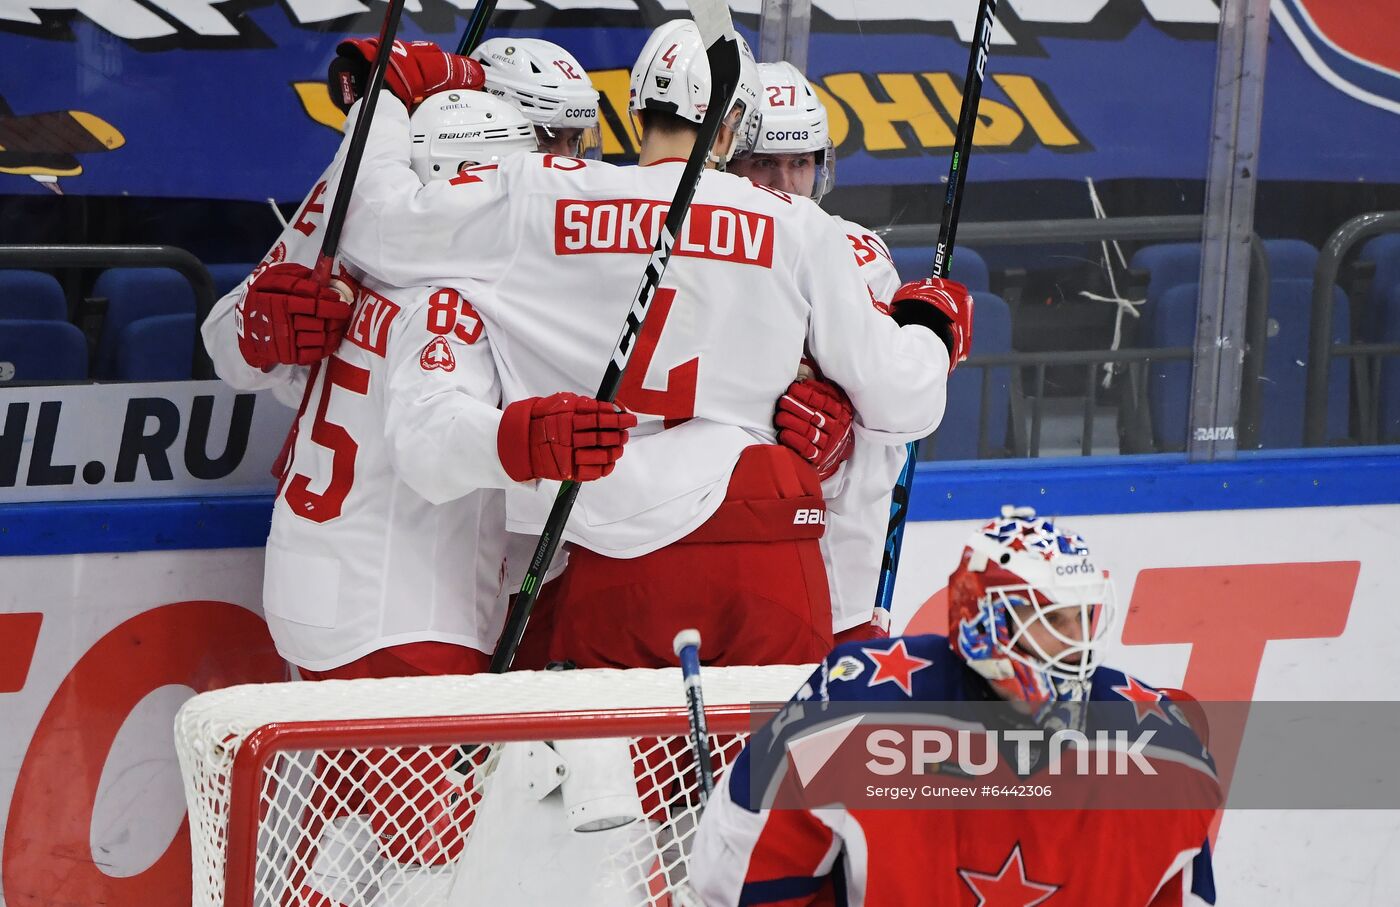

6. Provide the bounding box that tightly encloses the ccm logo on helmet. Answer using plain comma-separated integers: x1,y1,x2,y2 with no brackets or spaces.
767,130,810,142
1055,560,1098,576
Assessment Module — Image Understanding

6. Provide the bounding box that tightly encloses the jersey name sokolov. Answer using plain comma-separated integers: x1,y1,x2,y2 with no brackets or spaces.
555,199,775,268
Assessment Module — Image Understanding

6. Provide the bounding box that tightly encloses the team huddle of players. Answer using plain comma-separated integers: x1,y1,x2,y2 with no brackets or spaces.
202,20,1217,906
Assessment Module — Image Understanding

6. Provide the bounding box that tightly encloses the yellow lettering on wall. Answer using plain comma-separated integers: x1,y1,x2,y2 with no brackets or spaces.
994,74,1084,148
590,68,640,156
293,82,348,133
921,73,1024,148
812,83,850,148
822,72,955,152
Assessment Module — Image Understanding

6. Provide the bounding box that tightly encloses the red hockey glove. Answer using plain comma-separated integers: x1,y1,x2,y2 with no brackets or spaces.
890,277,974,371
497,393,638,483
776,377,855,481
237,263,356,369
329,38,486,113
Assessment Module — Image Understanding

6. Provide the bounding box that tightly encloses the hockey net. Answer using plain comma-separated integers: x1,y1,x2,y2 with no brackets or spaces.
175,665,814,907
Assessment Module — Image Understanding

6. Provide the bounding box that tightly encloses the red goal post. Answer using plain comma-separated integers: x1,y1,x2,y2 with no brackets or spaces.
175,665,814,907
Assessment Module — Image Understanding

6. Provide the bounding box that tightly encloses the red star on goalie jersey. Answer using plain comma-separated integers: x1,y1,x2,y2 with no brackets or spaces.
1112,675,1171,725
862,639,933,696
958,844,1060,907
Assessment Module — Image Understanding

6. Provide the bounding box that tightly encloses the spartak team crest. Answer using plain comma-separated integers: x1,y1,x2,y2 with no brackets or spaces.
1276,0,1400,115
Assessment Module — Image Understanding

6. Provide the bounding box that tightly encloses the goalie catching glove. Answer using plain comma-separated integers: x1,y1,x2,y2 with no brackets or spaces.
237,263,355,369
889,277,974,371
329,38,486,113
497,394,637,483
775,377,854,481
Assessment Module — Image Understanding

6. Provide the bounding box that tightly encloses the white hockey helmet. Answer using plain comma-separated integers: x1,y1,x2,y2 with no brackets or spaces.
737,61,836,201
408,90,538,183
470,37,603,159
628,19,761,165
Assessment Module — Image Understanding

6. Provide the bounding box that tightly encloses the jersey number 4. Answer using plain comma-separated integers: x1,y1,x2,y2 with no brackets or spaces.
284,356,370,523
616,287,697,422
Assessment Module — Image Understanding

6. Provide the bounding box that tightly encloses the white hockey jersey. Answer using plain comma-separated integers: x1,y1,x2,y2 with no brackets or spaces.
202,148,515,671
341,95,948,557
821,217,915,633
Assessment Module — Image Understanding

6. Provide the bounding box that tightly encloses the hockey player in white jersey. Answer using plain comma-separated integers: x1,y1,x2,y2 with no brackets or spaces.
203,71,635,903
335,23,960,670
470,37,602,158
728,61,975,647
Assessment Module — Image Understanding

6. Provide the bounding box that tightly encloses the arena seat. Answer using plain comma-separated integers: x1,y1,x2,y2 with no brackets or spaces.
1259,279,1349,448
115,313,195,382
0,319,88,383
0,270,66,321
1145,283,1197,451
1358,233,1400,340
207,262,254,299
888,245,990,292
1262,239,1318,280
1376,283,1400,443
1129,243,1200,310
1146,280,1350,449
93,267,197,378
925,291,1011,460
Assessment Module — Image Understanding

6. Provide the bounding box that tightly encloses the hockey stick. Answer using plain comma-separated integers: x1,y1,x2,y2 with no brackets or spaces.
455,0,498,54
315,0,411,284
489,0,742,673
269,0,411,481
872,0,998,622
673,629,716,801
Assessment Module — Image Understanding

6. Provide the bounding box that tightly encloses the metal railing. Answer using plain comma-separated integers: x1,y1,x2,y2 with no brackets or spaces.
0,244,216,380
1304,211,1400,446
881,214,1270,452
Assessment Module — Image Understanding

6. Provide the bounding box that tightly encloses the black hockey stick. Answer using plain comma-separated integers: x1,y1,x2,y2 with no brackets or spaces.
872,0,998,620
315,0,411,285
455,0,498,55
490,0,742,673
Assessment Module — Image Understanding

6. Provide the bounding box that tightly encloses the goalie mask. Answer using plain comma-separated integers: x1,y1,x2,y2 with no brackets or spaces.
732,61,836,202
470,38,603,159
408,91,538,183
948,506,1116,706
628,20,761,166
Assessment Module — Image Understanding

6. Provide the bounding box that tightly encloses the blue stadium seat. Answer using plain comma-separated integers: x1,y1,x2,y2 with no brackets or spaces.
888,246,990,292
1358,233,1400,340
1146,279,1350,449
0,319,88,383
1262,239,1318,280
93,268,197,378
927,292,1012,460
1260,279,1349,448
1129,243,1200,310
207,262,254,299
0,270,66,320
1375,282,1400,442
1145,283,1197,451
116,313,195,382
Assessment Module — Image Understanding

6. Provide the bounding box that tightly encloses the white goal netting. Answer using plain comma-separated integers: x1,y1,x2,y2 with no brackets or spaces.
175,665,813,907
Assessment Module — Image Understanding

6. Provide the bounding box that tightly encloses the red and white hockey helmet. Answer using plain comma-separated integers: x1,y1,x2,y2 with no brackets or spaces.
408,90,538,183
628,19,761,164
737,61,836,201
948,506,1117,706
470,38,602,158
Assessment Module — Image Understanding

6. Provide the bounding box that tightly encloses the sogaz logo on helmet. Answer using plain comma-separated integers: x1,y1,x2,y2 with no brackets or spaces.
565,107,598,119
767,129,810,142
1054,559,1098,576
